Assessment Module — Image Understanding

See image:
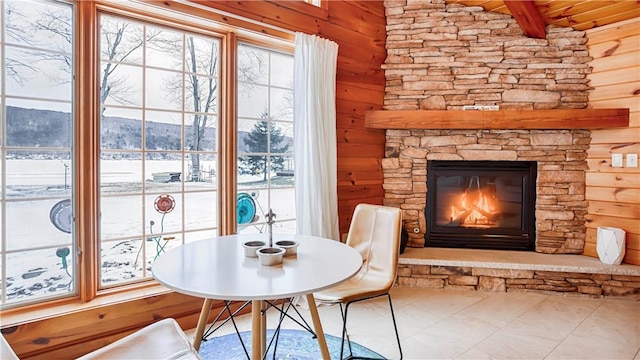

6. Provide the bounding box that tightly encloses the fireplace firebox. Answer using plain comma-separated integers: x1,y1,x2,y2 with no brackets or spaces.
425,160,537,251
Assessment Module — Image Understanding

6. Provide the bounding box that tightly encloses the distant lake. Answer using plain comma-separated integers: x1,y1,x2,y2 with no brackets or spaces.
3,159,295,249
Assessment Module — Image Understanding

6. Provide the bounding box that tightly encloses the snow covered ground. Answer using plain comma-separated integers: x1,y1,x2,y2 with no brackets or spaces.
1,159,295,306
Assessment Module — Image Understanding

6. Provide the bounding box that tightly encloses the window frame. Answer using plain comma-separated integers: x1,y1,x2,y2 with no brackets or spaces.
1,0,294,311
0,0,78,308
95,12,225,289
278,1,328,20
236,41,296,234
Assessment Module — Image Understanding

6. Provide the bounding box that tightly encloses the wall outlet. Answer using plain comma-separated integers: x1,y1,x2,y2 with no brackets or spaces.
611,153,623,167
626,154,638,168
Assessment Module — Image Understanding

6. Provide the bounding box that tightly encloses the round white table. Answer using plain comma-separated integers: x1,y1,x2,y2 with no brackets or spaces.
152,233,362,360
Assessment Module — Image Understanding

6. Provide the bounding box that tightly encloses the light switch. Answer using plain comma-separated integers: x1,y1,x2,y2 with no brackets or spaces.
611,153,623,167
627,154,638,168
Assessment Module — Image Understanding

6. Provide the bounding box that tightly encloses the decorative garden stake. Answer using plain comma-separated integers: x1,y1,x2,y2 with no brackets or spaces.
266,208,276,247
256,208,285,266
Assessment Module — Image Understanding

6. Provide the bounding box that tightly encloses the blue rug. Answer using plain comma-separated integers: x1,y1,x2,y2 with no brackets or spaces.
199,328,384,359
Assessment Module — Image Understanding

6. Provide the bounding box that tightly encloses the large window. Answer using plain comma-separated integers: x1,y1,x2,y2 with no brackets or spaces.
98,15,221,286
0,0,75,307
237,43,295,234
0,0,295,309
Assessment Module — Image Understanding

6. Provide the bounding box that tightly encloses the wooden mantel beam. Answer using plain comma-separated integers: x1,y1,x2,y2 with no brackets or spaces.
364,109,630,130
504,0,547,39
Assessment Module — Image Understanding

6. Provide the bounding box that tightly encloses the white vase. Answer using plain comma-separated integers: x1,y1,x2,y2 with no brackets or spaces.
596,227,626,265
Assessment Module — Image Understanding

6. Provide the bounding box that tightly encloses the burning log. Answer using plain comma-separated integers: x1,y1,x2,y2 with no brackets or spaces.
470,203,499,223
450,208,472,224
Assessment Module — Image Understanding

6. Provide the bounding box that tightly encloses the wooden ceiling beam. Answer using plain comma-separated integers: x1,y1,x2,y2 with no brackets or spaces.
504,0,547,39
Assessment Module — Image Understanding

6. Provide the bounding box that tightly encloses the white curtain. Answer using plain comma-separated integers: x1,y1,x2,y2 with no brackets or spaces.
294,33,339,240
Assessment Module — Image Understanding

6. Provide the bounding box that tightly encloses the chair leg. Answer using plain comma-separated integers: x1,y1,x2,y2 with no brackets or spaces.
338,293,403,360
385,293,403,360
339,301,353,360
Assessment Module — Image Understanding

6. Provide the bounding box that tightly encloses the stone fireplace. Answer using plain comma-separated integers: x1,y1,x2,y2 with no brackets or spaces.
379,0,596,254
383,128,590,254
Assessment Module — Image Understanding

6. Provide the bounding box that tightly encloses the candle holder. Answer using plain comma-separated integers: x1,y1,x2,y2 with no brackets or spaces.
243,240,266,257
256,208,284,266
275,240,299,256
257,246,285,266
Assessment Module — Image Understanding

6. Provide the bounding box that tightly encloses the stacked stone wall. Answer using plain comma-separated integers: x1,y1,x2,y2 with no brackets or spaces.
382,0,592,111
397,264,640,298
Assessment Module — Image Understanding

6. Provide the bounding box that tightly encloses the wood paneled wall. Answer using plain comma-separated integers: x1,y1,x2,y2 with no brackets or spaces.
191,1,388,236
3,292,212,359
585,18,640,265
2,1,387,357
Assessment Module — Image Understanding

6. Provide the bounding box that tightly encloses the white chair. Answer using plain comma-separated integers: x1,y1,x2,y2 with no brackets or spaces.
1,332,19,360
314,203,403,359
78,318,201,359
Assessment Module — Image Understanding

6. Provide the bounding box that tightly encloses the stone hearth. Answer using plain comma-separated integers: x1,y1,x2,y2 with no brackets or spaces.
397,247,640,298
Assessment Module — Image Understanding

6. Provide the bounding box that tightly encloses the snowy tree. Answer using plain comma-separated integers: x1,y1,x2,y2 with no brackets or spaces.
239,117,290,182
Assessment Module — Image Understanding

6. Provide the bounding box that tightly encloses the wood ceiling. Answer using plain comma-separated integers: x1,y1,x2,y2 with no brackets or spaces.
447,0,640,38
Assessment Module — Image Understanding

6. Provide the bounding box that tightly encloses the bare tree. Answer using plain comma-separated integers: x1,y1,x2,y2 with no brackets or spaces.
147,33,218,181
150,35,266,181
97,17,160,116
18,7,159,117
3,2,38,84
184,36,217,181
9,4,273,184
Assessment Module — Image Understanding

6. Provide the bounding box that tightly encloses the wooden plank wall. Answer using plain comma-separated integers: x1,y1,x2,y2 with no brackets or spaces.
2,2,387,358
193,1,388,236
3,292,213,359
585,18,640,265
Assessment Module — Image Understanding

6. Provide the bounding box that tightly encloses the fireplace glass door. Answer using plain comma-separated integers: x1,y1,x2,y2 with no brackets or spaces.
426,161,536,251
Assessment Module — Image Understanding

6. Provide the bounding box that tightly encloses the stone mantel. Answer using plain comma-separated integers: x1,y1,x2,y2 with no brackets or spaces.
365,109,629,130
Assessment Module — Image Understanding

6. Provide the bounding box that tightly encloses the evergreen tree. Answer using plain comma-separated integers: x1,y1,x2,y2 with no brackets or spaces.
239,118,290,181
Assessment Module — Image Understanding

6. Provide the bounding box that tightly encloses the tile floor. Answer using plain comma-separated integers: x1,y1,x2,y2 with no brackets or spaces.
191,286,640,359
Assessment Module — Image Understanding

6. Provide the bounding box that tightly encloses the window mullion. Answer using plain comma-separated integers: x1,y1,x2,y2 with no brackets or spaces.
76,0,101,302
219,32,237,235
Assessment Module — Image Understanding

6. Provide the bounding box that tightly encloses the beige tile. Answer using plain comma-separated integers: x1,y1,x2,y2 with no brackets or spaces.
470,329,560,358
187,286,640,359
547,332,639,359
397,334,453,359
400,288,488,319
504,296,600,338
456,291,547,327
411,316,500,358
456,348,496,359
393,303,444,337
564,301,640,349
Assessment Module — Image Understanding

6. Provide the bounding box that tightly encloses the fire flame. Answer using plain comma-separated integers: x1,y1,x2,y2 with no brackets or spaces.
449,190,497,226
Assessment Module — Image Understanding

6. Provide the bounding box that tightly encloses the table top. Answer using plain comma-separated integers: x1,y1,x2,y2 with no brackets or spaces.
152,233,363,300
